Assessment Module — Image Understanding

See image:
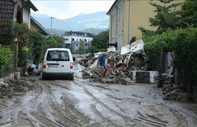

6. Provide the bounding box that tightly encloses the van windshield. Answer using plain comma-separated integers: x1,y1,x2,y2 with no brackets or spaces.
47,51,70,61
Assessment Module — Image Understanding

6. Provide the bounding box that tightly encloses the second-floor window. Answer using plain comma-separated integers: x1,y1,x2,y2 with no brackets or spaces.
72,38,75,41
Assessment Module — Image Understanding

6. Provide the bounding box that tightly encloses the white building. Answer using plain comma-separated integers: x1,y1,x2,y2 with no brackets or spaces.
63,31,93,53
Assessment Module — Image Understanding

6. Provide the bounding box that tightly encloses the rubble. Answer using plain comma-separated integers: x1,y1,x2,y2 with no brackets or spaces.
0,78,36,99
80,39,151,85
162,85,192,102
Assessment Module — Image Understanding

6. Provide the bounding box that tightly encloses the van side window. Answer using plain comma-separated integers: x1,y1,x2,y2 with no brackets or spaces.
47,51,70,61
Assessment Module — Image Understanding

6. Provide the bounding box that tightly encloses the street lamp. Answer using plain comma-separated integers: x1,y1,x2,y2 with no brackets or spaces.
51,17,54,34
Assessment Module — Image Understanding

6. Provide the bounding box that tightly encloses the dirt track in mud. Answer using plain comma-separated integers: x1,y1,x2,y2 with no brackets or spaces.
0,64,197,127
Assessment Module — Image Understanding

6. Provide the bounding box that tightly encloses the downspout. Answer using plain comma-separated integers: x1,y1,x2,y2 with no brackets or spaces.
128,0,131,43
111,15,112,44
13,4,18,22
13,4,18,69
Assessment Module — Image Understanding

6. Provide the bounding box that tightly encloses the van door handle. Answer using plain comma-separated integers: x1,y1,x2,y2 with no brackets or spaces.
61,65,64,67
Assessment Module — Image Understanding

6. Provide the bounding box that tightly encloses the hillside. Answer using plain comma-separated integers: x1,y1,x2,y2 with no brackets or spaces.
31,11,109,33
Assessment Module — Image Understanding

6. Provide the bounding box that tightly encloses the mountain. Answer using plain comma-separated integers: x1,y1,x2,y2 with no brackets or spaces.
31,11,109,34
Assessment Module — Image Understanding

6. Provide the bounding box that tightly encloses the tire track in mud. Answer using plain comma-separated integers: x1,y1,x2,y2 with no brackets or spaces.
46,80,91,125
73,79,183,127
35,80,85,127
90,104,120,127
134,111,168,127
73,81,142,127
169,108,188,127
26,81,65,127
39,80,103,127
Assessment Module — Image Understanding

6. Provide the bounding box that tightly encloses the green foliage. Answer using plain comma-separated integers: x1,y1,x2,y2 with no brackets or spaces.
89,30,109,53
13,23,31,67
0,45,13,77
173,28,197,85
79,41,85,54
46,35,64,49
53,35,64,47
143,34,162,70
143,27,197,76
27,31,46,65
67,45,73,53
181,0,197,27
139,0,182,34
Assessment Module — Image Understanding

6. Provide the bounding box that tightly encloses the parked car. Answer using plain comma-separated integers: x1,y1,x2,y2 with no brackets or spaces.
42,48,74,80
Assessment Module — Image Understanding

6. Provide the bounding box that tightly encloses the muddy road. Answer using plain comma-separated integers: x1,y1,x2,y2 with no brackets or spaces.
0,64,197,127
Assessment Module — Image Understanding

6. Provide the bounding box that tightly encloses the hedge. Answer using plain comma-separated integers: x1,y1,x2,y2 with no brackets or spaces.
0,45,13,77
143,27,197,84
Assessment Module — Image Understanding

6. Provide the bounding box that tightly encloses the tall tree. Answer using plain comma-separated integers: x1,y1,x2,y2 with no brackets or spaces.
139,0,182,34
79,40,85,54
89,30,109,52
181,0,197,27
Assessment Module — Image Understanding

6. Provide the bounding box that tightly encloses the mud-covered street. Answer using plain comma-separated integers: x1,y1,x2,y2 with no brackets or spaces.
0,63,197,127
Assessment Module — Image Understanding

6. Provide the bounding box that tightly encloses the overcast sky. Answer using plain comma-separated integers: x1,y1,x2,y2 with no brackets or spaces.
31,0,115,20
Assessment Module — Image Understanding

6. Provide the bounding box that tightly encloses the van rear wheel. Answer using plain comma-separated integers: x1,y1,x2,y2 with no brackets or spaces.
69,76,74,80
42,74,47,80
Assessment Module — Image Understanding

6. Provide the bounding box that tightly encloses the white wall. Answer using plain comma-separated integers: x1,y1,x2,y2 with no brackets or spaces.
63,35,93,45
109,0,124,51
23,6,31,28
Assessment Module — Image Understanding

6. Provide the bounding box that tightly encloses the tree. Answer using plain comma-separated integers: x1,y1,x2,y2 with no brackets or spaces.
79,40,85,54
139,0,182,34
68,45,73,53
53,35,64,47
46,35,64,49
89,30,109,52
27,31,46,65
181,0,197,27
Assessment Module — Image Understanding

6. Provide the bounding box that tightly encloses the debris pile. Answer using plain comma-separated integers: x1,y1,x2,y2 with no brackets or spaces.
162,85,192,102
80,40,150,85
0,78,36,99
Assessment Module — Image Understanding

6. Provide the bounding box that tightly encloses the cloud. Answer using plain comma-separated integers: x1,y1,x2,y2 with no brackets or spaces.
31,0,115,19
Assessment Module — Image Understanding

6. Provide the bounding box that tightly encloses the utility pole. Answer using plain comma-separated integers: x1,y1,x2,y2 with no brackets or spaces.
51,17,54,35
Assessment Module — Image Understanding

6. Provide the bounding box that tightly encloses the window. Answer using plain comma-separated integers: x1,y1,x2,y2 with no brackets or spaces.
84,39,87,42
72,38,75,41
47,51,69,61
76,44,78,47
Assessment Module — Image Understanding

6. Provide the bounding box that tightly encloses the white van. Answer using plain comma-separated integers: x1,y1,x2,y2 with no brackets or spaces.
42,48,74,79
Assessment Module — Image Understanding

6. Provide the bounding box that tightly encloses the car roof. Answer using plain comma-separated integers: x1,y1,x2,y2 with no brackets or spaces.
47,48,70,51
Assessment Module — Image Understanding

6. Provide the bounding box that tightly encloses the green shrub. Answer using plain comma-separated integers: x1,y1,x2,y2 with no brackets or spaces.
27,31,46,65
143,28,197,71
143,34,163,70
174,28,197,85
143,27,197,85
0,45,13,77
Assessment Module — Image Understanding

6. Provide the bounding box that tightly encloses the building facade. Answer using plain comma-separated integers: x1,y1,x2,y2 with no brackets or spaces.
107,0,183,51
63,31,93,53
0,0,38,37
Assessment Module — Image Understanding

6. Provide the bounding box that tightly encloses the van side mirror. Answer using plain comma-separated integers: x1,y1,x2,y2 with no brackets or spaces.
73,57,76,61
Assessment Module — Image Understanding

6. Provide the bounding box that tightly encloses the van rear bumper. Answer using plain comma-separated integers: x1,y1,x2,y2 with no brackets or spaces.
42,72,74,78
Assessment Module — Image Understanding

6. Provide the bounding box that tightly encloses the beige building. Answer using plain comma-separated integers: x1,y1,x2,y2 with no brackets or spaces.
107,0,183,51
